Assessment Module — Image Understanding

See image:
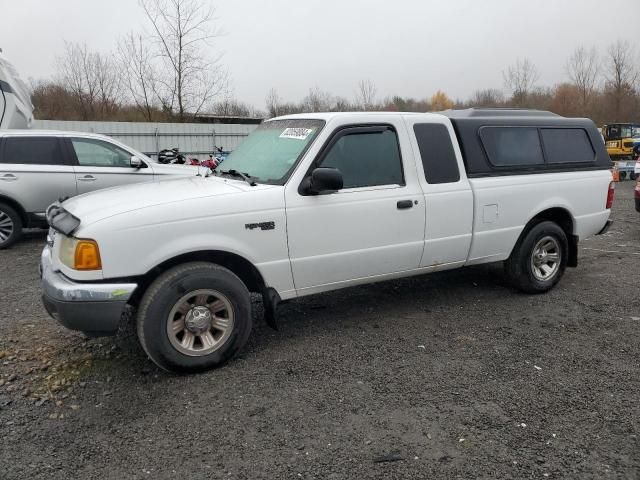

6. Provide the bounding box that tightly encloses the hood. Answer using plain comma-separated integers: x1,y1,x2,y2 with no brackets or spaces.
62,175,271,228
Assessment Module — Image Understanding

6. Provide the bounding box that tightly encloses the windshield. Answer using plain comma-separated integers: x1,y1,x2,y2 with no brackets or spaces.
218,119,324,184
605,124,639,140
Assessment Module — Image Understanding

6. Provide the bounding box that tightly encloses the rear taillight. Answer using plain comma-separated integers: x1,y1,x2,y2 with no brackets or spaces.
606,181,615,209
635,182,640,200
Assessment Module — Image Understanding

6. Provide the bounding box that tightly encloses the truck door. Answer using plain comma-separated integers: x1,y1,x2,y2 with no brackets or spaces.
285,120,426,293
404,118,473,268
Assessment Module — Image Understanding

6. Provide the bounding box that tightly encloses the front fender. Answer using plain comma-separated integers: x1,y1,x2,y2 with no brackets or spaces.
97,214,293,295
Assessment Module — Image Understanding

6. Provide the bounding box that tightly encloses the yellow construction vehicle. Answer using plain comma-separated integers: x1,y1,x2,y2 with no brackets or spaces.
602,123,640,160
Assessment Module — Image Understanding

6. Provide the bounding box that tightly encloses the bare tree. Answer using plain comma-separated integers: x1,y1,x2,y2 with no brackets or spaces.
265,88,281,117
503,58,539,106
55,42,121,120
334,96,352,112
213,96,250,117
355,79,377,110
117,33,160,121
566,46,599,113
55,42,97,119
94,52,122,116
604,40,638,120
139,0,229,120
469,88,505,107
303,86,334,112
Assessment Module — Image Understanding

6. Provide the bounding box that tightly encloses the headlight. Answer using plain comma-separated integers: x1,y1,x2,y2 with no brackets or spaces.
59,236,102,271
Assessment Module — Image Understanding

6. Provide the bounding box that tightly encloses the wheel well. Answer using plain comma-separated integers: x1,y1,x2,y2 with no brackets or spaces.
0,195,27,227
130,250,266,306
522,207,578,267
529,208,574,236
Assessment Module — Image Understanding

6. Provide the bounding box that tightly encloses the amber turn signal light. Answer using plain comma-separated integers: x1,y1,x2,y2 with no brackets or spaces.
74,240,102,271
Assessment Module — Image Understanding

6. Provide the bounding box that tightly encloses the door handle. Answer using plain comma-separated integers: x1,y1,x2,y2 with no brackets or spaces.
397,200,414,210
78,175,97,182
0,174,18,182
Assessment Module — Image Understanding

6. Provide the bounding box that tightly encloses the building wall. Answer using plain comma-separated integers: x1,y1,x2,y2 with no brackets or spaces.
33,120,259,159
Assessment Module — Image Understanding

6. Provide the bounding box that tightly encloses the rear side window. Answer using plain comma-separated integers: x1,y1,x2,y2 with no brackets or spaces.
319,128,404,188
413,124,460,183
1,137,64,165
541,128,595,164
480,127,544,167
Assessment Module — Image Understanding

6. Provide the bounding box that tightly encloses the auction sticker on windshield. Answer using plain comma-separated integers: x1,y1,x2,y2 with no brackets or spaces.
280,128,314,140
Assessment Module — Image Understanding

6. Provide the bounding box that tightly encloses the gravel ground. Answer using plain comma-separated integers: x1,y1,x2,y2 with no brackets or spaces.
0,181,638,479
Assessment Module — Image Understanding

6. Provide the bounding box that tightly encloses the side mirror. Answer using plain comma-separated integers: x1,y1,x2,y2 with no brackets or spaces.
303,167,343,195
130,156,145,169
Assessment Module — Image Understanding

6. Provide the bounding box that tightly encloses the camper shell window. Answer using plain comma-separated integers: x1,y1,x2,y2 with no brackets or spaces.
442,109,611,177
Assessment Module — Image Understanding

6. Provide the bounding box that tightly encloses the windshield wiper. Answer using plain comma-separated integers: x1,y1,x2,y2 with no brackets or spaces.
218,169,257,186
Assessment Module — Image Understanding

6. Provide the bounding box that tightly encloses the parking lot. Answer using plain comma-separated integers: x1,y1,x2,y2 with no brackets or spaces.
0,181,638,479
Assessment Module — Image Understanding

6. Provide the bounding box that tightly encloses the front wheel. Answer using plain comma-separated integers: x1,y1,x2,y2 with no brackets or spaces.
137,262,253,373
504,221,568,294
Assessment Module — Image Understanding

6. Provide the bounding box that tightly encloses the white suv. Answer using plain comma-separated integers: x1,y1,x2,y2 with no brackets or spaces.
0,130,199,248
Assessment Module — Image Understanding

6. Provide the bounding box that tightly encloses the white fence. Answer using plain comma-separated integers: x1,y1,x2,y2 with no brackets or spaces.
33,120,259,159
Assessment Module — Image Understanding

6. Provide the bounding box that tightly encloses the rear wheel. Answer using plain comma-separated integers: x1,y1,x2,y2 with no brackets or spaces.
137,262,253,373
0,203,22,249
630,172,638,181
505,221,568,294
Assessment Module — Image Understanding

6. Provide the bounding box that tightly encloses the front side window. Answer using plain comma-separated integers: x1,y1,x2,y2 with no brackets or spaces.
480,127,544,167
71,138,132,167
319,127,404,188
219,119,324,184
2,137,64,165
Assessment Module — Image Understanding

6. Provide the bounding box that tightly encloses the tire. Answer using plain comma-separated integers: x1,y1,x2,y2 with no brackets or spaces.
630,172,638,181
504,221,568,294
137,262,252,373
0,203,22,249
619,171,627,181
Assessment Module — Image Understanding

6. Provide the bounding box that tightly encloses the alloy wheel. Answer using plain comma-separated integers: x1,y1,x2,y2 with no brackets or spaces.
530,236,561,281
166,289,234,356
0,211,14,243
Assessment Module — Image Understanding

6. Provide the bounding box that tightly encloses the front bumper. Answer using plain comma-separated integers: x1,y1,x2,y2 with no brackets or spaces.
40,247,137,336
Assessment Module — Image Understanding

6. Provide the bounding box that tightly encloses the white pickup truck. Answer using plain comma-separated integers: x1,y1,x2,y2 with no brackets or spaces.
41,110,614,373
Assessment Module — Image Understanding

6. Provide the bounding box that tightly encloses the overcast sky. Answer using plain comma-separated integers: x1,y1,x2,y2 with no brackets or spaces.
2,0,639,109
